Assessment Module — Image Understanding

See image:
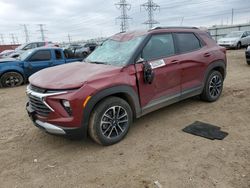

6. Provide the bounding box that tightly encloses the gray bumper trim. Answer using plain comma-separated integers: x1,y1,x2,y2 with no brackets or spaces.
36,120,66,135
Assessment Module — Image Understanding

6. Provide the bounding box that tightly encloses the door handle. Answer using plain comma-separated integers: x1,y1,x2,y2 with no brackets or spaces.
170,60,179,64
204,53,211,57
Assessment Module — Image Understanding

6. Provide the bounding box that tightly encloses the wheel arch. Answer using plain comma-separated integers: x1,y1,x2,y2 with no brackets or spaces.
204,60,226,83
81,85,141,136
0,69,26,86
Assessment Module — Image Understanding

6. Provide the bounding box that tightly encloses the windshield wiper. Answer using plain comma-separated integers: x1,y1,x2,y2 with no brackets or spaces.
89,61,109,65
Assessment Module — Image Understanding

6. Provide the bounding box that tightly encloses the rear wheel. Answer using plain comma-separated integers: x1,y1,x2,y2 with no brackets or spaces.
82,52,88,58
200,71,223,102
0,72,24,88
88,97,132,146
236,42,241,49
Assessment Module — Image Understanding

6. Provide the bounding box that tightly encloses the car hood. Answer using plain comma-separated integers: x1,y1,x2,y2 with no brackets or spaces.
29,62,123,89
0,58,18,63
218,37,239,42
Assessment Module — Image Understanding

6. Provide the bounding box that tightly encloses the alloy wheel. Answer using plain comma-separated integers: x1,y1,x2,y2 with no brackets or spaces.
100,106,128,139
209,75,222,98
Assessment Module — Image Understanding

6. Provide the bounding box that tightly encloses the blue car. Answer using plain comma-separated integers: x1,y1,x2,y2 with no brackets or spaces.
0,47,83,87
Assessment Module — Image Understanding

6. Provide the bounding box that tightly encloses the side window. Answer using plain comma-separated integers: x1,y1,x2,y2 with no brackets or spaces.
37,42,45,47
242,32,247,38
142,34,175,61
175,33,202,54
23,44,33,50
55,50,62,60
29,50,51,61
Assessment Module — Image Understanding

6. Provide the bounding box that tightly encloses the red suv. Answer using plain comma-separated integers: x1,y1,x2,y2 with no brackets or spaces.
26,27,227,145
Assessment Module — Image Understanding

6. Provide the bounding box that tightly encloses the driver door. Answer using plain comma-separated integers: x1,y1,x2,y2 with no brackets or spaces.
135,33,181,113
24,50,53,77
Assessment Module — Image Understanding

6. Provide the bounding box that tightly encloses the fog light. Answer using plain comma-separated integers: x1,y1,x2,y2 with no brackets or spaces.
62,100,72,116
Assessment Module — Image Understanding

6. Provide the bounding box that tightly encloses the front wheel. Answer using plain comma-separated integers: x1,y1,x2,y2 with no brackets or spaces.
0,72,24,88
236,42,241,49
200,71,223,102
88,97,132,146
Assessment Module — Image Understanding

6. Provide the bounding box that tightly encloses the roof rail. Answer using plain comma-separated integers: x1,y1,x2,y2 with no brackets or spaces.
149,26,199,31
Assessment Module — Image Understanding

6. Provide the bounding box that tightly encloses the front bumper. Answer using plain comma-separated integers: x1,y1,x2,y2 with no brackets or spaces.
218,43,236,48
26,102,83,137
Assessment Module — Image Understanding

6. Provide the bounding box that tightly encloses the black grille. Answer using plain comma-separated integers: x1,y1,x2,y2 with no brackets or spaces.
28,94,51,117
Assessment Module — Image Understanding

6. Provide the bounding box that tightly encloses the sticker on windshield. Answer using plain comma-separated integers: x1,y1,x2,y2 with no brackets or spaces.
150,59,165,69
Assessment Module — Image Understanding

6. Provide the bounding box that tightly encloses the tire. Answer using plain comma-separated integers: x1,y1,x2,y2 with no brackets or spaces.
236,42,241,49
0,72,24,88
88,97,133,146
82,52,88,58
247,61,250,65
200,70,223,102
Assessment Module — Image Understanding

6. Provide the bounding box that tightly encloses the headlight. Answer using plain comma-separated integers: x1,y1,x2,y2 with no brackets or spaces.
62,100,72,116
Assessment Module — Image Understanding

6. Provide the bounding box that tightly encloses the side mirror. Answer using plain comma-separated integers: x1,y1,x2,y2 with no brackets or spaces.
143,61,154,84
136,57,144,64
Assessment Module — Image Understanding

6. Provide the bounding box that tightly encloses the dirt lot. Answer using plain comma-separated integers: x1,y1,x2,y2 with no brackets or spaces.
0,50,249,188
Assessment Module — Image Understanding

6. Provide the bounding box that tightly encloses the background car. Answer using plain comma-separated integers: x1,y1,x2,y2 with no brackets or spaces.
75,43,98,58
0,47,83,87
246,45,250,65
4,41,55,59
217,31,250,49
0,50,14,59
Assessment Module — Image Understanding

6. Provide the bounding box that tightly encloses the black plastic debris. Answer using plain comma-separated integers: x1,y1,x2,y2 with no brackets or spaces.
182,121,228,140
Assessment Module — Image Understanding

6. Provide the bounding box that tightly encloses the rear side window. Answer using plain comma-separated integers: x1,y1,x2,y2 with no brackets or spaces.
55,50,62,60
142,34,175,61
175,33,202,54
29,50,51,61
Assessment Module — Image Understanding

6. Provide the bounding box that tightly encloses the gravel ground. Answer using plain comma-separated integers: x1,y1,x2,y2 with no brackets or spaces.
0,50,249,188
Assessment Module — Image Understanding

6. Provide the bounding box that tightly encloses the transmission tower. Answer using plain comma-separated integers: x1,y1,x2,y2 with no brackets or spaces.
0,34,4,45
37,24,47,41
21,24,30,43
10,33,16,44
67,34,71,43
141,0,160,29
115,0,132,32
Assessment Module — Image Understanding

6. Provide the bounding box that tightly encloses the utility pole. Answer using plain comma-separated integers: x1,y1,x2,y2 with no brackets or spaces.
231,8,234,25
67,33,71,43
21,24,30,43
10,33,16,44
115,0,132,32
37,24,47,41
141,0,160,29
0,34,4,45
180,17,184,26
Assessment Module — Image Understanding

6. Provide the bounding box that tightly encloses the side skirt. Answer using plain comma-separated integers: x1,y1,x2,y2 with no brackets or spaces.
141,86,203,117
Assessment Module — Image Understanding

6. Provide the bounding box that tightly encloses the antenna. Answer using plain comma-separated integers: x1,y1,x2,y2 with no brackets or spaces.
141,0,160,29
115,0,132,32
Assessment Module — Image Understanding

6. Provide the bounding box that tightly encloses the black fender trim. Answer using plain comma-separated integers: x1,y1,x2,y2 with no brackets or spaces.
204,60,226,84
81,85,141,137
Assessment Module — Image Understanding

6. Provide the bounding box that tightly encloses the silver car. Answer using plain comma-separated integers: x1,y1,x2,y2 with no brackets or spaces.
218,31,250,49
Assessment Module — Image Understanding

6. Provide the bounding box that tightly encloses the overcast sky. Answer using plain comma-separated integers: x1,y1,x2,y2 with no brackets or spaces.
0,0,250,44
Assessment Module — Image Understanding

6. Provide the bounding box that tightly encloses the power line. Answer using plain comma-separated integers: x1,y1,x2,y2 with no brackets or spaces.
37,24,47,41
115,0,132,32
141,0,160,29
21,24,30,43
